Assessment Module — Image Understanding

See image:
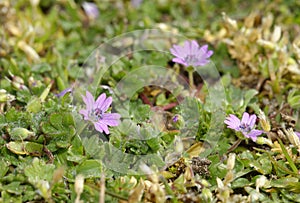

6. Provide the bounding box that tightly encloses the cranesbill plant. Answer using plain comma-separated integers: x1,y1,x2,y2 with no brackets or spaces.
224,112,264,142
170,40,213,88
79,91,121,134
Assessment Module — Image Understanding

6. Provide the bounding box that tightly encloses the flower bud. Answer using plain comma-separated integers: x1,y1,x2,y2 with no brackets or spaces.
200,179,211,187
271,26,282,43
0,90,15,103
216,177,224,190
174,136,183,153
12,81,28,91
75,174,84,196
184,166,194,181
222,12,238,31
201,188,213,201
258,110,271,132
284,128,300,147
12,75,24,84
36,180,50,199
256,137,273,147
18,41,40,62
257,39,276,50
82,2,99,20
256,175,267,192
226,153,236,170
172,114,185,129
40,82,53,102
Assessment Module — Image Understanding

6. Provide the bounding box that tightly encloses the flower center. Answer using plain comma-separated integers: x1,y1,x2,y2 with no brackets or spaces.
89,108,103,121
239,123,251,133
184,55,199,65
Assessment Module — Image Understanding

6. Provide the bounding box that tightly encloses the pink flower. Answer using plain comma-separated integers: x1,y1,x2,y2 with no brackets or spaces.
224,112,264,142
79,91,120,134
82,2,99,20
170,40,213,67
55,87,73,98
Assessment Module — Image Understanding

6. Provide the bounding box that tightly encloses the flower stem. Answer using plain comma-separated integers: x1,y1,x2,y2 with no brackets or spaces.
226,138,242,154
99,173,105,203
188,69,195,90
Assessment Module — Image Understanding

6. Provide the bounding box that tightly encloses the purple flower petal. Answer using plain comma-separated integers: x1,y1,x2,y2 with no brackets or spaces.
200,44,208,53
170,46,184,58
101,113,121,126
172,58,188,66
131,0,143,8
55,87,73,98
245,129,264,142
94,122,104,133
173,115,179,123
241,112,250,124
225,112,264,142
82,91,94,111
97,122,109,134
190,40,199,54
196,60,210,66
248,114,257,128
95,93,106,109
224,114,241,129
170,40,213,67
82,2,99,20
79,91,120,134
206,50,214,58
100,96,112,112
79,109,89,120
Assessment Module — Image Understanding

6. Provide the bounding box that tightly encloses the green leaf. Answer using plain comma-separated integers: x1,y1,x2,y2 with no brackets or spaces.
287,89,300,109
2,182,22,195
1,191,23,203
0,159,9,178
49,113,63,129
146,137,160,152
26,97,42,113
278,139,298,174
9,127,35,141
6,141,44,156
250,157,272,175
173,174,187,193
129,101,151,122
232,178,251,189
62,112,75,126
76,160,102,178
31,63,51,73
67,135,85,163
82,134,104,158
24,158,55,185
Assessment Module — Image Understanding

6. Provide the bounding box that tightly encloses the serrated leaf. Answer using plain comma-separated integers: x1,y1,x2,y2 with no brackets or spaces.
82,134,103,158
2,182,22,195
62,112,75,126
146,137,160,152
24,158,55,184
76,160,102,178
49,113,63,129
